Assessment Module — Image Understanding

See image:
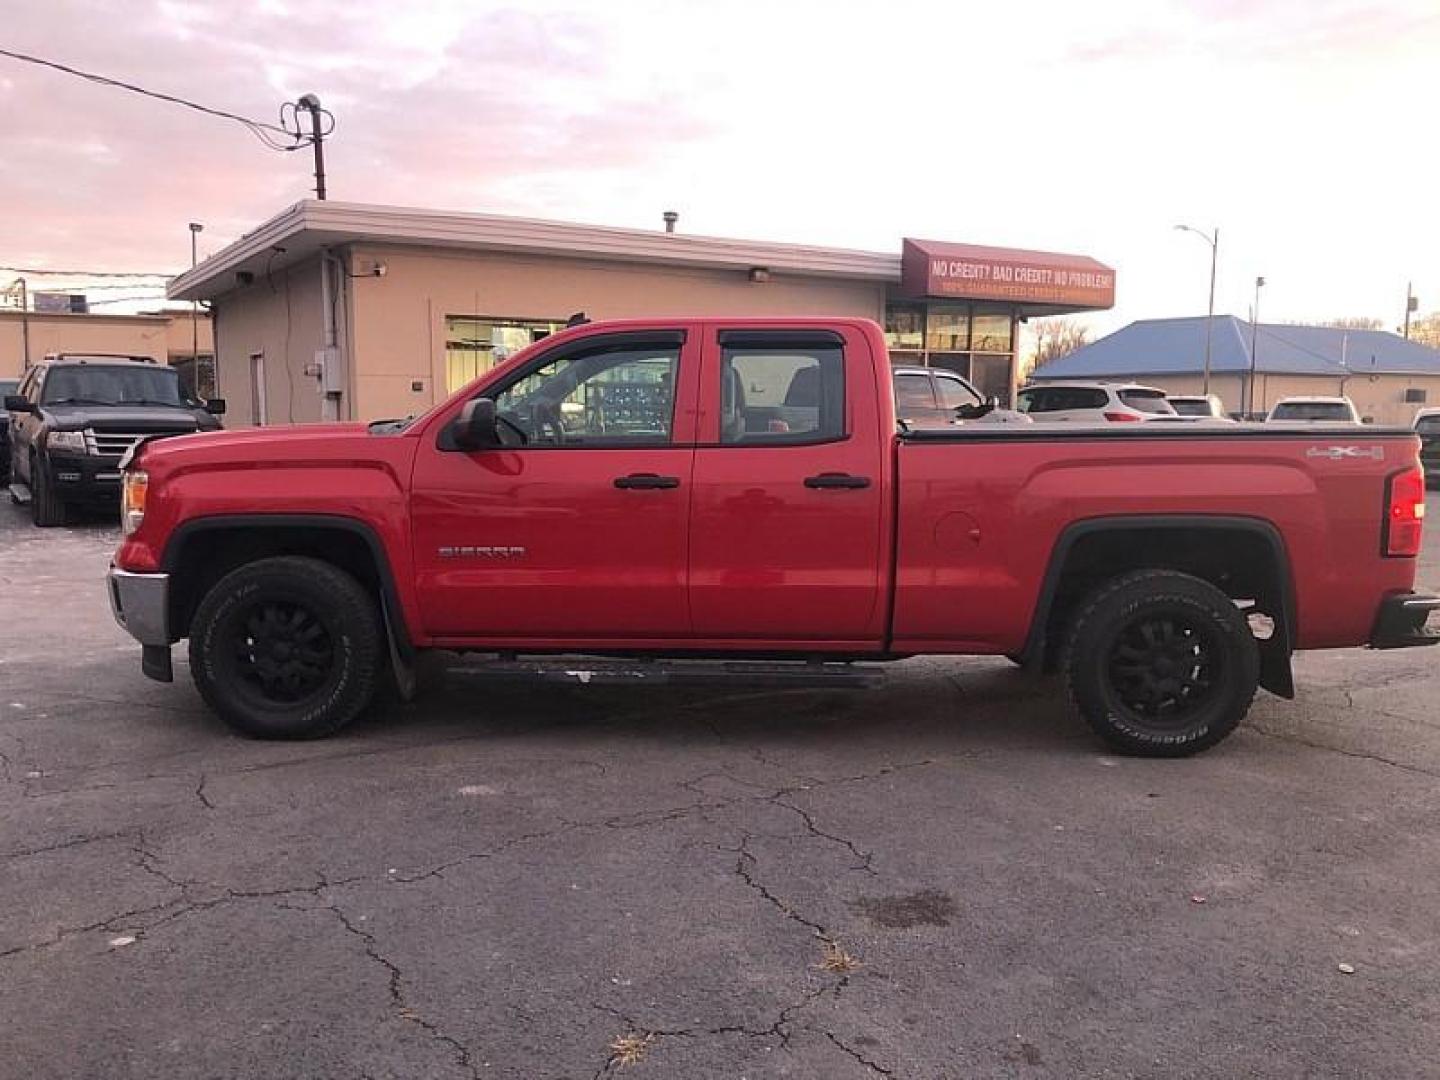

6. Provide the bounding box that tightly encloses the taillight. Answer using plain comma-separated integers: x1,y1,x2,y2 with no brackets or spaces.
1104,411,1143,422
1383,467,1426,557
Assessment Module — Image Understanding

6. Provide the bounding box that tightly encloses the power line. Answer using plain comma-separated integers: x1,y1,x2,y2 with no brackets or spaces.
0,266,175,278
0,47,326,152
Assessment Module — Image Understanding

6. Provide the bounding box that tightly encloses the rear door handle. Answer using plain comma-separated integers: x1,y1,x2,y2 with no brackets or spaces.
614,473,681,490
804,472,871,490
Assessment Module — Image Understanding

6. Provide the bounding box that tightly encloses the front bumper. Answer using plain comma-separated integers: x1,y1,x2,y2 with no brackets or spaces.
48,451,125,500
1370,592,1440,649
107,566,175,681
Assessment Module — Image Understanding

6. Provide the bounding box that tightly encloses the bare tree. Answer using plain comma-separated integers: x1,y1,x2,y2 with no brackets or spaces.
1025,318,1091,376
1287,316,1385,330
1407,312,1440,350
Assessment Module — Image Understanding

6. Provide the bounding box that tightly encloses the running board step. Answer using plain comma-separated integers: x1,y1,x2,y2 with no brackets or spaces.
450,656,885,689
8,482,31,505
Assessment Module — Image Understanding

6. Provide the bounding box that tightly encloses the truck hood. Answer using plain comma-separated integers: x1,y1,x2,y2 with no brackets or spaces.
133,422,377,466
40,404,217,431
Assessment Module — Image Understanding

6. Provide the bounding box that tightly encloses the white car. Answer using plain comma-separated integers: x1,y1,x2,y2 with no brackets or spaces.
1264,396,1362,424
1166,394,1232,420
1016,382,1177,423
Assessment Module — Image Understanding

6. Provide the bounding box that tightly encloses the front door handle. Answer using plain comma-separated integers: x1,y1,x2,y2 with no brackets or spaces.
614,473,681,490
804,472,871,490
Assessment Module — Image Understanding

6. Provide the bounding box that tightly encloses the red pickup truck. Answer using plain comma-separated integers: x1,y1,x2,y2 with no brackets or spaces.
107,318,1437,756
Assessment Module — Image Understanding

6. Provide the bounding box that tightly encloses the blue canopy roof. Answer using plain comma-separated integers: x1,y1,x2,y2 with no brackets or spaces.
1033,316,1440,379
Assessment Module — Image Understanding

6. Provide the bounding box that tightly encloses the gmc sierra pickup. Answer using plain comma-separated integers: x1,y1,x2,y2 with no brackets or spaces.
108,318,1437,755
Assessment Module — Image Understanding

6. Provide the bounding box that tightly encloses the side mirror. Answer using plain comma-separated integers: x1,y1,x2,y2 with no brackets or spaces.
204,398,227,415
4,395,33,413
453,397,500,450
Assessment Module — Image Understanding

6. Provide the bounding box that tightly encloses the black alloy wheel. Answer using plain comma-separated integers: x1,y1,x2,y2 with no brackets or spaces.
1103,612,1223,727
232,600,337,704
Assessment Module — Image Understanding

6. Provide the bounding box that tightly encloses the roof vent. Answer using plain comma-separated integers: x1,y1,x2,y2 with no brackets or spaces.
662,210,678,234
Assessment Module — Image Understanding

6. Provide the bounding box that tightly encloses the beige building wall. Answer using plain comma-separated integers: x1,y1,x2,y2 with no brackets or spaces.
1,310,208,376
344,244,887,422
1045,371,1440,426
162,312,214,359
213,257,329,426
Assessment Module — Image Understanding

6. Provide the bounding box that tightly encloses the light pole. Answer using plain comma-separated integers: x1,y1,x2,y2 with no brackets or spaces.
1175,224,1219,397
188,222,203,397
1248,275,1266,417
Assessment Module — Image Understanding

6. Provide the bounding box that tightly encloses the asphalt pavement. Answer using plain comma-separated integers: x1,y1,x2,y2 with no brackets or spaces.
2,496,1438,1079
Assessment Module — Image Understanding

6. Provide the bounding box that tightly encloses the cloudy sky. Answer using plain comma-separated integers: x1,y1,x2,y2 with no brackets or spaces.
2,0,1437,333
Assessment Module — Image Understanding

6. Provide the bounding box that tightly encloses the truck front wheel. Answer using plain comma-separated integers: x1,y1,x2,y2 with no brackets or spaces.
1063,570,1259,757
31,456,70,527
188,556,382,739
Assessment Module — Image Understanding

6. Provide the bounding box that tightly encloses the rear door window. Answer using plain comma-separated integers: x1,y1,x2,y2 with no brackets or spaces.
720,344,845,444
1118,389,1176,415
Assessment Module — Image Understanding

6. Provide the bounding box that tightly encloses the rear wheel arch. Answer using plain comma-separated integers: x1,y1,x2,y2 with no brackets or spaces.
162,515,413,659
1021,516,1295,698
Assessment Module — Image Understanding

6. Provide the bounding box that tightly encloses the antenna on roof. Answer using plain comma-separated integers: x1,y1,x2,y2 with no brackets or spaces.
566,311,590,327
663,210,678,234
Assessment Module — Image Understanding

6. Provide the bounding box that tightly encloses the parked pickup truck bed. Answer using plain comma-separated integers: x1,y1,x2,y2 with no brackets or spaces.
108,318,1437,755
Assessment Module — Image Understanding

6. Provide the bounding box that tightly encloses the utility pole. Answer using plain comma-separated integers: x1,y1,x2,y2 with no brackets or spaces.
297,94,327,200
1248,276,1266,417
18,277,30,369
1404,282,1417,339
189,222,203,394
1174,225,1219,397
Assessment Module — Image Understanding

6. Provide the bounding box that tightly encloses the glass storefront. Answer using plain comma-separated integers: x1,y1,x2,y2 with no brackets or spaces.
881,299,1017,404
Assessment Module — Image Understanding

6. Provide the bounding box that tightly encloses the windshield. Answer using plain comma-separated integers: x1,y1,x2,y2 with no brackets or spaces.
41,365,185,407
1118,389,1176,415
1416,416,1440,434
1169,399,1213,417
1270,402,1352,421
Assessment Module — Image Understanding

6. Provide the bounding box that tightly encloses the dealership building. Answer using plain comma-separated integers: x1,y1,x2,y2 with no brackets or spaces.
169,200,1115,425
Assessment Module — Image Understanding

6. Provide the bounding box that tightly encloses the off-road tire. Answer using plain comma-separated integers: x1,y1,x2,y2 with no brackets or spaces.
30,456,69,527
189,556,382,739
1063,569,1258,757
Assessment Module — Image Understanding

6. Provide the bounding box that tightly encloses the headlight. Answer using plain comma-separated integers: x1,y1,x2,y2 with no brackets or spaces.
46,430,88,454
121,470,148,535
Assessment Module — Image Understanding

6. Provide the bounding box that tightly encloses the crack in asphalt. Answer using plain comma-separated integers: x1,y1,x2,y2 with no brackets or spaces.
821,1029,896,1076
731,831,831,940
1247,724,1440,779
772,796,877,876
3,829,133,860
324,899,481,1080
194,772,215,810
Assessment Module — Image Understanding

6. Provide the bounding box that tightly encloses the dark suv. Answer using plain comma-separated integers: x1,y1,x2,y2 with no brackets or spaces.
0,378,17,484
5,355,224,526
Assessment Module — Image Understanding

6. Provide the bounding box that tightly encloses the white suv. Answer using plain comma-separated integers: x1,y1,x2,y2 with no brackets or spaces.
1264,396,1362,424
1016,382,1177,423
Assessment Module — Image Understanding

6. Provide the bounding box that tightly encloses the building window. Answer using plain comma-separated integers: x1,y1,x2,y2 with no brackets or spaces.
971,309,1013,353
884,303,925,352
926,305,970,352
249,352,267,426
446,316,567,392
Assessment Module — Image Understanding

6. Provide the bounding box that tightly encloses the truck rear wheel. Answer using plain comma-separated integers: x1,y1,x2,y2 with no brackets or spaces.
1063,570,1258,757
188,556,382,739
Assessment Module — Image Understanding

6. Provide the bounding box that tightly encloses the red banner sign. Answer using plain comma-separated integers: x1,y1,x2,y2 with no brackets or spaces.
902,239,1115,309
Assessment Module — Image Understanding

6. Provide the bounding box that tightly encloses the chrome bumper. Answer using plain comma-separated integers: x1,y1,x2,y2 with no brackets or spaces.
107,566,172,646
